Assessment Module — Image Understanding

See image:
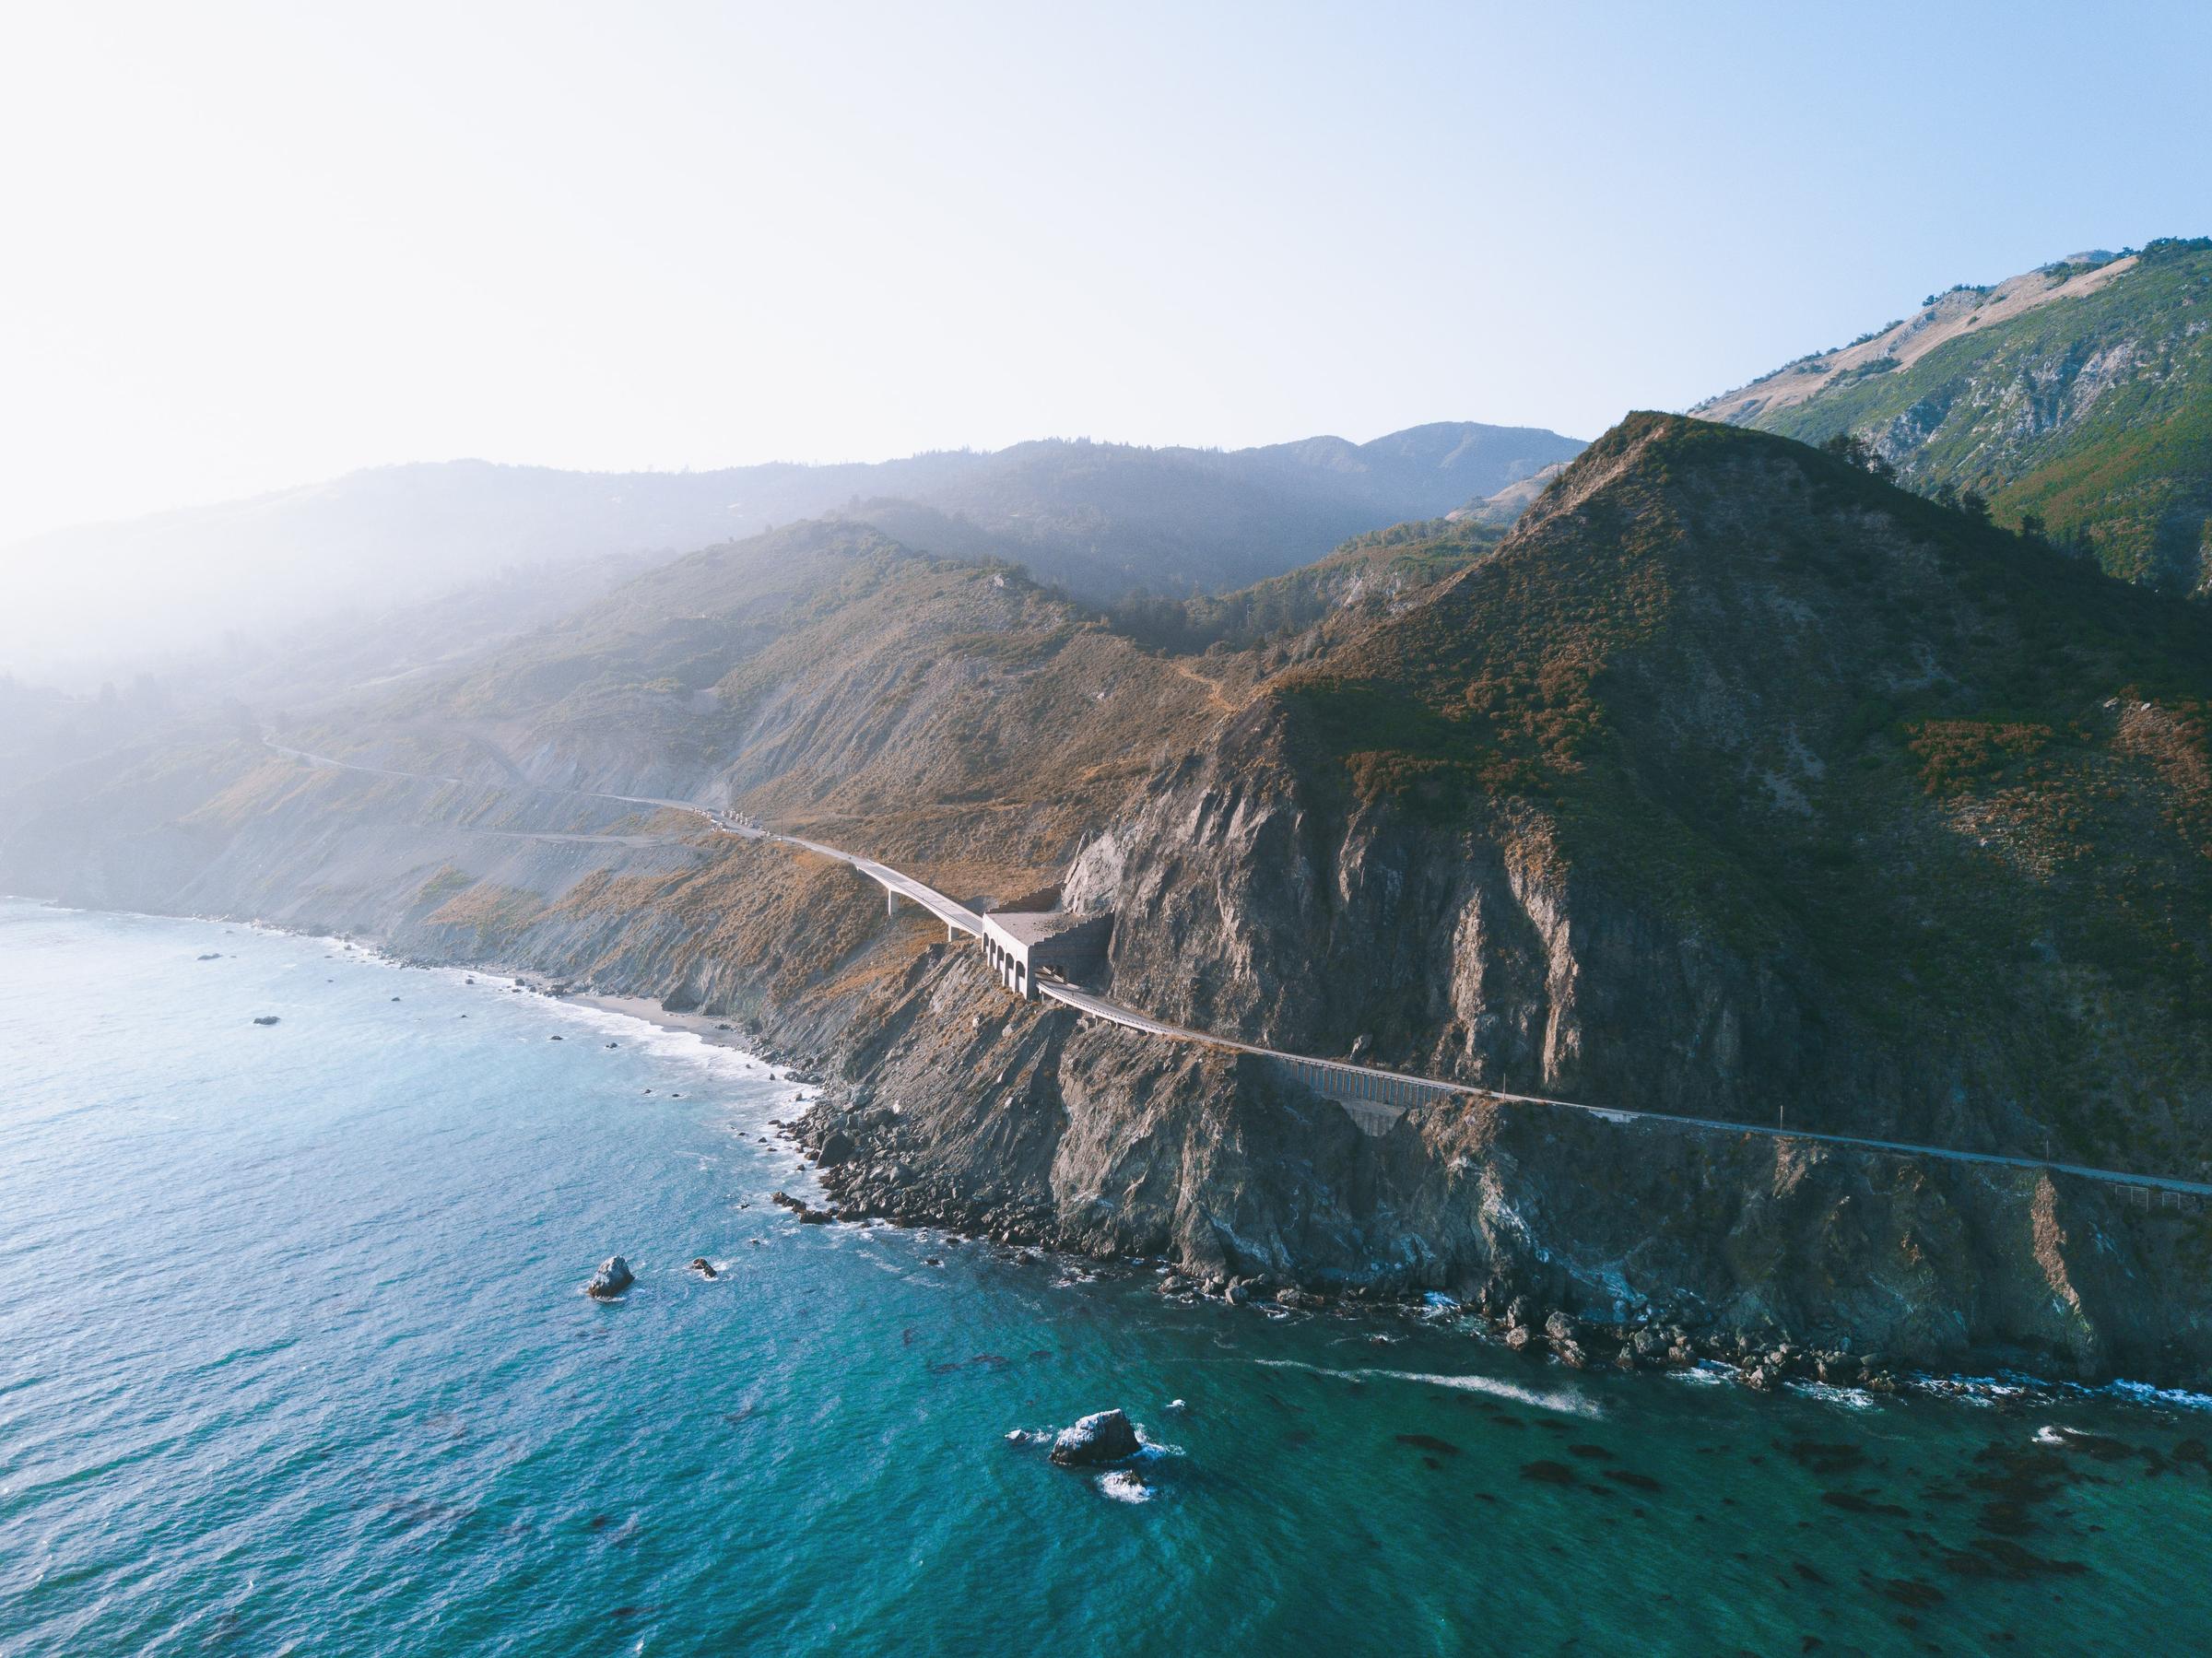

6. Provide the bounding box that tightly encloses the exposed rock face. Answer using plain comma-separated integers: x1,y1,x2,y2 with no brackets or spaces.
1049,1409,1140,1467
586,1256,634,1299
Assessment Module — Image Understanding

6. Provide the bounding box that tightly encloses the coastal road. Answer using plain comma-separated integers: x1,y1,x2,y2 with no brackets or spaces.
262,737,2212,1201
1039,982,2212,1197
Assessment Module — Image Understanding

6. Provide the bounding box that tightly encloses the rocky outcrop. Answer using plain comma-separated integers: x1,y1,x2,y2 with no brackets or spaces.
586,1256,634,1299
1049,1409,1140,1467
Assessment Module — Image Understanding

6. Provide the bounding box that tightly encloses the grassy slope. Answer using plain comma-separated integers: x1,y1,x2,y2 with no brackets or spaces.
1740,241,2212,588
1102,516,1505,654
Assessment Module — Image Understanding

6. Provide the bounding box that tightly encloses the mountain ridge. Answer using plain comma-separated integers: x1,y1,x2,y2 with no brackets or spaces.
1692,238,2212,593
2,421,1583,687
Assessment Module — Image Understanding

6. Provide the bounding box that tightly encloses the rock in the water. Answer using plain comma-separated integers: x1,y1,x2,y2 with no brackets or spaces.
1049,1408,1141,1467
586,1256,635,1299
197,952,222,961
1096,1468,1151,1503
252,1015,281,1026
689,1257,718,1280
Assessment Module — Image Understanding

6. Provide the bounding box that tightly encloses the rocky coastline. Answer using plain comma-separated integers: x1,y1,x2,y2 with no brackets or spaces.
8,708,2209,1393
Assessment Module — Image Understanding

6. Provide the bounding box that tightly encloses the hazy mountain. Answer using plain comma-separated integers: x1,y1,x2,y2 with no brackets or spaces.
1,422,1582,687
1693,238,2212,591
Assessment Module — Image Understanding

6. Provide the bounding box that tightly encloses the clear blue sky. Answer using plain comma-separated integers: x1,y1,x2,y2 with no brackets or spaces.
2,0,2206,543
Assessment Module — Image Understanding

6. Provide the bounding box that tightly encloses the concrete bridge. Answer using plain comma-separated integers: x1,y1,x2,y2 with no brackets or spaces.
264,738,2212,1204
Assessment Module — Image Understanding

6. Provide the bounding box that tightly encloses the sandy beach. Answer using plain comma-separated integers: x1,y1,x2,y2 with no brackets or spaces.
567,992,766,1052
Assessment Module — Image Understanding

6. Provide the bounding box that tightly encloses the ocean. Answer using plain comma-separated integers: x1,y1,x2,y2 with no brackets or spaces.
2,898,2206,1655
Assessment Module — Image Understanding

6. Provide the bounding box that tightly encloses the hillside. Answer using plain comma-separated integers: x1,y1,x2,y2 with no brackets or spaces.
2,422,1581,687
1088,413,2212,1170
1446,461,1569,527
1101,514,1505,654
428,523,1245,867
1693,240,2212,592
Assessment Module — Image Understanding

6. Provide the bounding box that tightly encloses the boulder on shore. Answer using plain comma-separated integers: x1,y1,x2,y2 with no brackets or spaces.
1050,1408,1141,1468
586,1256,635,1299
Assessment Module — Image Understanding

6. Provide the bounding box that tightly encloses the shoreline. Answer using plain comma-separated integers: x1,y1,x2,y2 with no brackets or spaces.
565,992,766,1054
9,895,2210,1411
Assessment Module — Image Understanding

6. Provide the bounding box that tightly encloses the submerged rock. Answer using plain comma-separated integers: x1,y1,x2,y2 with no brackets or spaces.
586,1256,635,1299
1050,1408,1141,1467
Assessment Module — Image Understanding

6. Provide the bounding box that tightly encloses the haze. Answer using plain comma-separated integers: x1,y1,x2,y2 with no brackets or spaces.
6,0,2207,547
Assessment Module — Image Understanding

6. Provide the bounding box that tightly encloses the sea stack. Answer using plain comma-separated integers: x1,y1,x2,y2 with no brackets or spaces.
1049,1408,1140,1467
586,1256,634,1299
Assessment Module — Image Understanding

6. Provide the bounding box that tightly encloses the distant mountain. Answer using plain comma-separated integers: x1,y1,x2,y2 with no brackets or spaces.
1693,238,2212,591
0,422,1582,685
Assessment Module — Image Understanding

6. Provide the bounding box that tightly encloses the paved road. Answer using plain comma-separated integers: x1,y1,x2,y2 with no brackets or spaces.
264,738,2212,1200
1043,984,2212,1196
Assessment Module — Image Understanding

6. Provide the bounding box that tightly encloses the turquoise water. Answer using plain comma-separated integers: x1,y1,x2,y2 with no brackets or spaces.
3,900,2208,1656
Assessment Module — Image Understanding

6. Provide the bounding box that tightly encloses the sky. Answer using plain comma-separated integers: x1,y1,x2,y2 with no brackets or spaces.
3,0,2208,547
